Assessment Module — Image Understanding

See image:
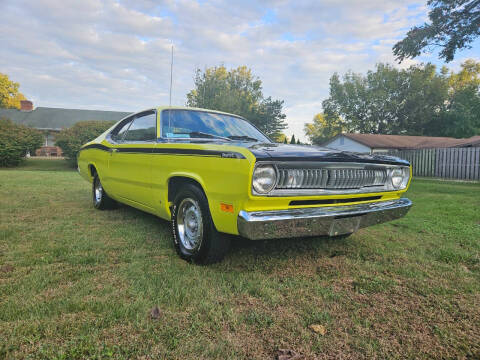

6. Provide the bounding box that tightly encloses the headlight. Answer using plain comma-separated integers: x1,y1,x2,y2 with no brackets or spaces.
252,165,277,194
390,167,410,190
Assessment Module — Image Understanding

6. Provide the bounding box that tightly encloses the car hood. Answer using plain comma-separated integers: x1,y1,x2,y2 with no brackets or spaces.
241,143,409,166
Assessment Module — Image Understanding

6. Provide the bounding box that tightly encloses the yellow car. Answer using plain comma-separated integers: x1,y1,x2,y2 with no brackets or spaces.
78,106,412,263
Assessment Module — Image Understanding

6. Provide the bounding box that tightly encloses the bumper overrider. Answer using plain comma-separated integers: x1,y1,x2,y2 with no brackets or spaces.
237,198,412,240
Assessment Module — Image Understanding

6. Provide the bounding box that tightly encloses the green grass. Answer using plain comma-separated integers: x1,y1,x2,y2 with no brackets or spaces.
0,168,479,359
7,158,74,172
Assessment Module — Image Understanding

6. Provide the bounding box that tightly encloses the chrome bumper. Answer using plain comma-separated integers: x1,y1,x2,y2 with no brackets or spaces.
237,198,412,240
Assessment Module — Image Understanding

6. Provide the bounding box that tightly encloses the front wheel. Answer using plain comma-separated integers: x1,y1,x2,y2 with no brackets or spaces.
92,174,117,210
171,184,230,264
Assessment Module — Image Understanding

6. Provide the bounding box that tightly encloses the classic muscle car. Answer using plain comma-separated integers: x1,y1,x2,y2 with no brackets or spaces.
78,106,412,263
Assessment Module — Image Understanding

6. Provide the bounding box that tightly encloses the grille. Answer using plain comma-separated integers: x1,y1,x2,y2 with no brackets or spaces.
276,167,388,190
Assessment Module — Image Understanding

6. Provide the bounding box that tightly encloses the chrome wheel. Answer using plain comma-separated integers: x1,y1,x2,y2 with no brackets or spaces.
177,197,203,251
94,180,103,204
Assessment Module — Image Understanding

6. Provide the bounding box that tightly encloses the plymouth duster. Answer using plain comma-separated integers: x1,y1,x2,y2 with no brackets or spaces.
77,106,412,263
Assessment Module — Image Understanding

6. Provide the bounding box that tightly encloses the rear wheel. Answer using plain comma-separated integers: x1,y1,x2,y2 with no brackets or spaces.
92,174,117,210
171,184,230,264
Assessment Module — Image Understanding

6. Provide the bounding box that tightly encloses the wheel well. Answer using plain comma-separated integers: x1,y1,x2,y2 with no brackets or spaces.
168,176,206,203
88,164,97,178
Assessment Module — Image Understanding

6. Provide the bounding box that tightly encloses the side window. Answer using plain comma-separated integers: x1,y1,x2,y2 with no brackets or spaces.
111,117,134,142
123,111,156,142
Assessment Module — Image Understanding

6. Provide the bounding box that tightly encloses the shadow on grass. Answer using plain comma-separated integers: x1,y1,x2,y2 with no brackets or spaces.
228,235,351,261
114,202,352,266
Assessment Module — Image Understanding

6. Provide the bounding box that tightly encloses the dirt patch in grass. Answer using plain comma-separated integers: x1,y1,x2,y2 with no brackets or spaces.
0,264,14,273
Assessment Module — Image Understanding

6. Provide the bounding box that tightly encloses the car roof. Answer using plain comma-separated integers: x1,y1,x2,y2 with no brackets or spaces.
117,106,246,124
155,106,244,119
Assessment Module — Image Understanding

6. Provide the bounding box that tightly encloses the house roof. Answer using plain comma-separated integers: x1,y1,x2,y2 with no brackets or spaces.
456,135,480,147
330,133,480,149
0,107,131,129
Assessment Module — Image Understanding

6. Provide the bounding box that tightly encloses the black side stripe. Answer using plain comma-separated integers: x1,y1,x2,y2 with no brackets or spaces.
81,144,111,152
80,144,245,159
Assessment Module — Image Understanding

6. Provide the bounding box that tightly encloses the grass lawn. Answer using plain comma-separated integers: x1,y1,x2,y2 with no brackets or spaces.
15,157,74,172
0,162,479,359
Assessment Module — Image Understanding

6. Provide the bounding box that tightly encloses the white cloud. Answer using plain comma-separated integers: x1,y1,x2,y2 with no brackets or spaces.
0,0,447,141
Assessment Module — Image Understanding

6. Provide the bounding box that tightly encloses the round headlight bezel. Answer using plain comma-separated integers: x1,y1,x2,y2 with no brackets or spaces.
252,164,277,194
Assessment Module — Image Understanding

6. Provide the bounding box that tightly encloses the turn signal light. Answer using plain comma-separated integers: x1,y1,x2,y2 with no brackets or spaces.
220,203,234,213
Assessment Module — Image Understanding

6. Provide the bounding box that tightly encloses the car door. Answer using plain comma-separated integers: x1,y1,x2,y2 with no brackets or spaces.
102,115,134,193
108,110,157,208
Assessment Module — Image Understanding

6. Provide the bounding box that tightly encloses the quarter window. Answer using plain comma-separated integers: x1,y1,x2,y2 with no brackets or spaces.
123,111,157,142
111,117,134,142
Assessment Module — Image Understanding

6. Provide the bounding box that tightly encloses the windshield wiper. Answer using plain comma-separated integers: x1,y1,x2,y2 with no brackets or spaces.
227,135,259,142
186,132,232,141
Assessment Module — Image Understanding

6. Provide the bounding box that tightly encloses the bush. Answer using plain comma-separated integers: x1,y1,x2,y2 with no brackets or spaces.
0,117,43,167
55,120,116,167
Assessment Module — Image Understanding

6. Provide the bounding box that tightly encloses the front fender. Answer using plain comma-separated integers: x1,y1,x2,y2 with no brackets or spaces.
152,154,253,234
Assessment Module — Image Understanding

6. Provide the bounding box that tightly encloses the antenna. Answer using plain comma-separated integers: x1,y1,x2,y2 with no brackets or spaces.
169,43,174,107
168,43,174,133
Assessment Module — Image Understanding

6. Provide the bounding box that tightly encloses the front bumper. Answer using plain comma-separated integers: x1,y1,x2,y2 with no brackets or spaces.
237,198,412,240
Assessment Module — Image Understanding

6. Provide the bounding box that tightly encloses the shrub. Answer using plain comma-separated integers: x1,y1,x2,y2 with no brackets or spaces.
55,120,116,167
0,117,43,167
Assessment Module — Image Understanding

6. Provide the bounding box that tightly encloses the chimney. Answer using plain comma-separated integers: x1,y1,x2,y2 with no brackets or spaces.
20,100,33,111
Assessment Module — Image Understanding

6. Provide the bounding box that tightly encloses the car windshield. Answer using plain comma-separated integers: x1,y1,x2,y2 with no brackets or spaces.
161,109,271,143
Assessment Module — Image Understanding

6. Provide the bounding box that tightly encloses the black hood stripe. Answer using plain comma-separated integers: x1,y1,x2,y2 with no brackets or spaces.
255,156,408,166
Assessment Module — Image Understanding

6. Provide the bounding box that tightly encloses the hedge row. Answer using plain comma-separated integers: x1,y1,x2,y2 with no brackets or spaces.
55,120,115,167
0,117,43,167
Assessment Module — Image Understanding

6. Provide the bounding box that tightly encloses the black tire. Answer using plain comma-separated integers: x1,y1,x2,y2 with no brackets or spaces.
92,174,117,210
171,183,230,264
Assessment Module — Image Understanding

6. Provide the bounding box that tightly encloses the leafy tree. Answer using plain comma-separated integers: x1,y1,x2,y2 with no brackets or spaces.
433,59,480,137
448,59,480,90
0,73,27,109
275,133,287,143
55,121,115,167
393,0,480,63
304,113,345,146
322,63,449,136
186,65,287,139
0,117,43,167
436,85,480,137
319,60,480,138
290,134,296,144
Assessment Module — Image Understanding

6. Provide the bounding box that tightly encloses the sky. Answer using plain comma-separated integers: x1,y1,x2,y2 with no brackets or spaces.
1,0,479,141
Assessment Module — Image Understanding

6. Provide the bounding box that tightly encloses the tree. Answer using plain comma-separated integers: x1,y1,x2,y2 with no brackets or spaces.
0,73,27,109
275,133,287,143
283,137,287,144
434,59,480,137
320,60,480,138
436,85,480,137
448,58,480,90
186,65,287,139
322,63,449,136
304,113,345,145
393,0,480,63
0,117,43,167
290,134,296,144
55,121,115,167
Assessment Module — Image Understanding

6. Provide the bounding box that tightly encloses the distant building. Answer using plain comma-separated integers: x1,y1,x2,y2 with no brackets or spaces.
0,100,130,156
322,133,480,154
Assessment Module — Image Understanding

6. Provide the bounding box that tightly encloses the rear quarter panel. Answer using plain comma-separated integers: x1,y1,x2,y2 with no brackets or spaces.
77,142,113,192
